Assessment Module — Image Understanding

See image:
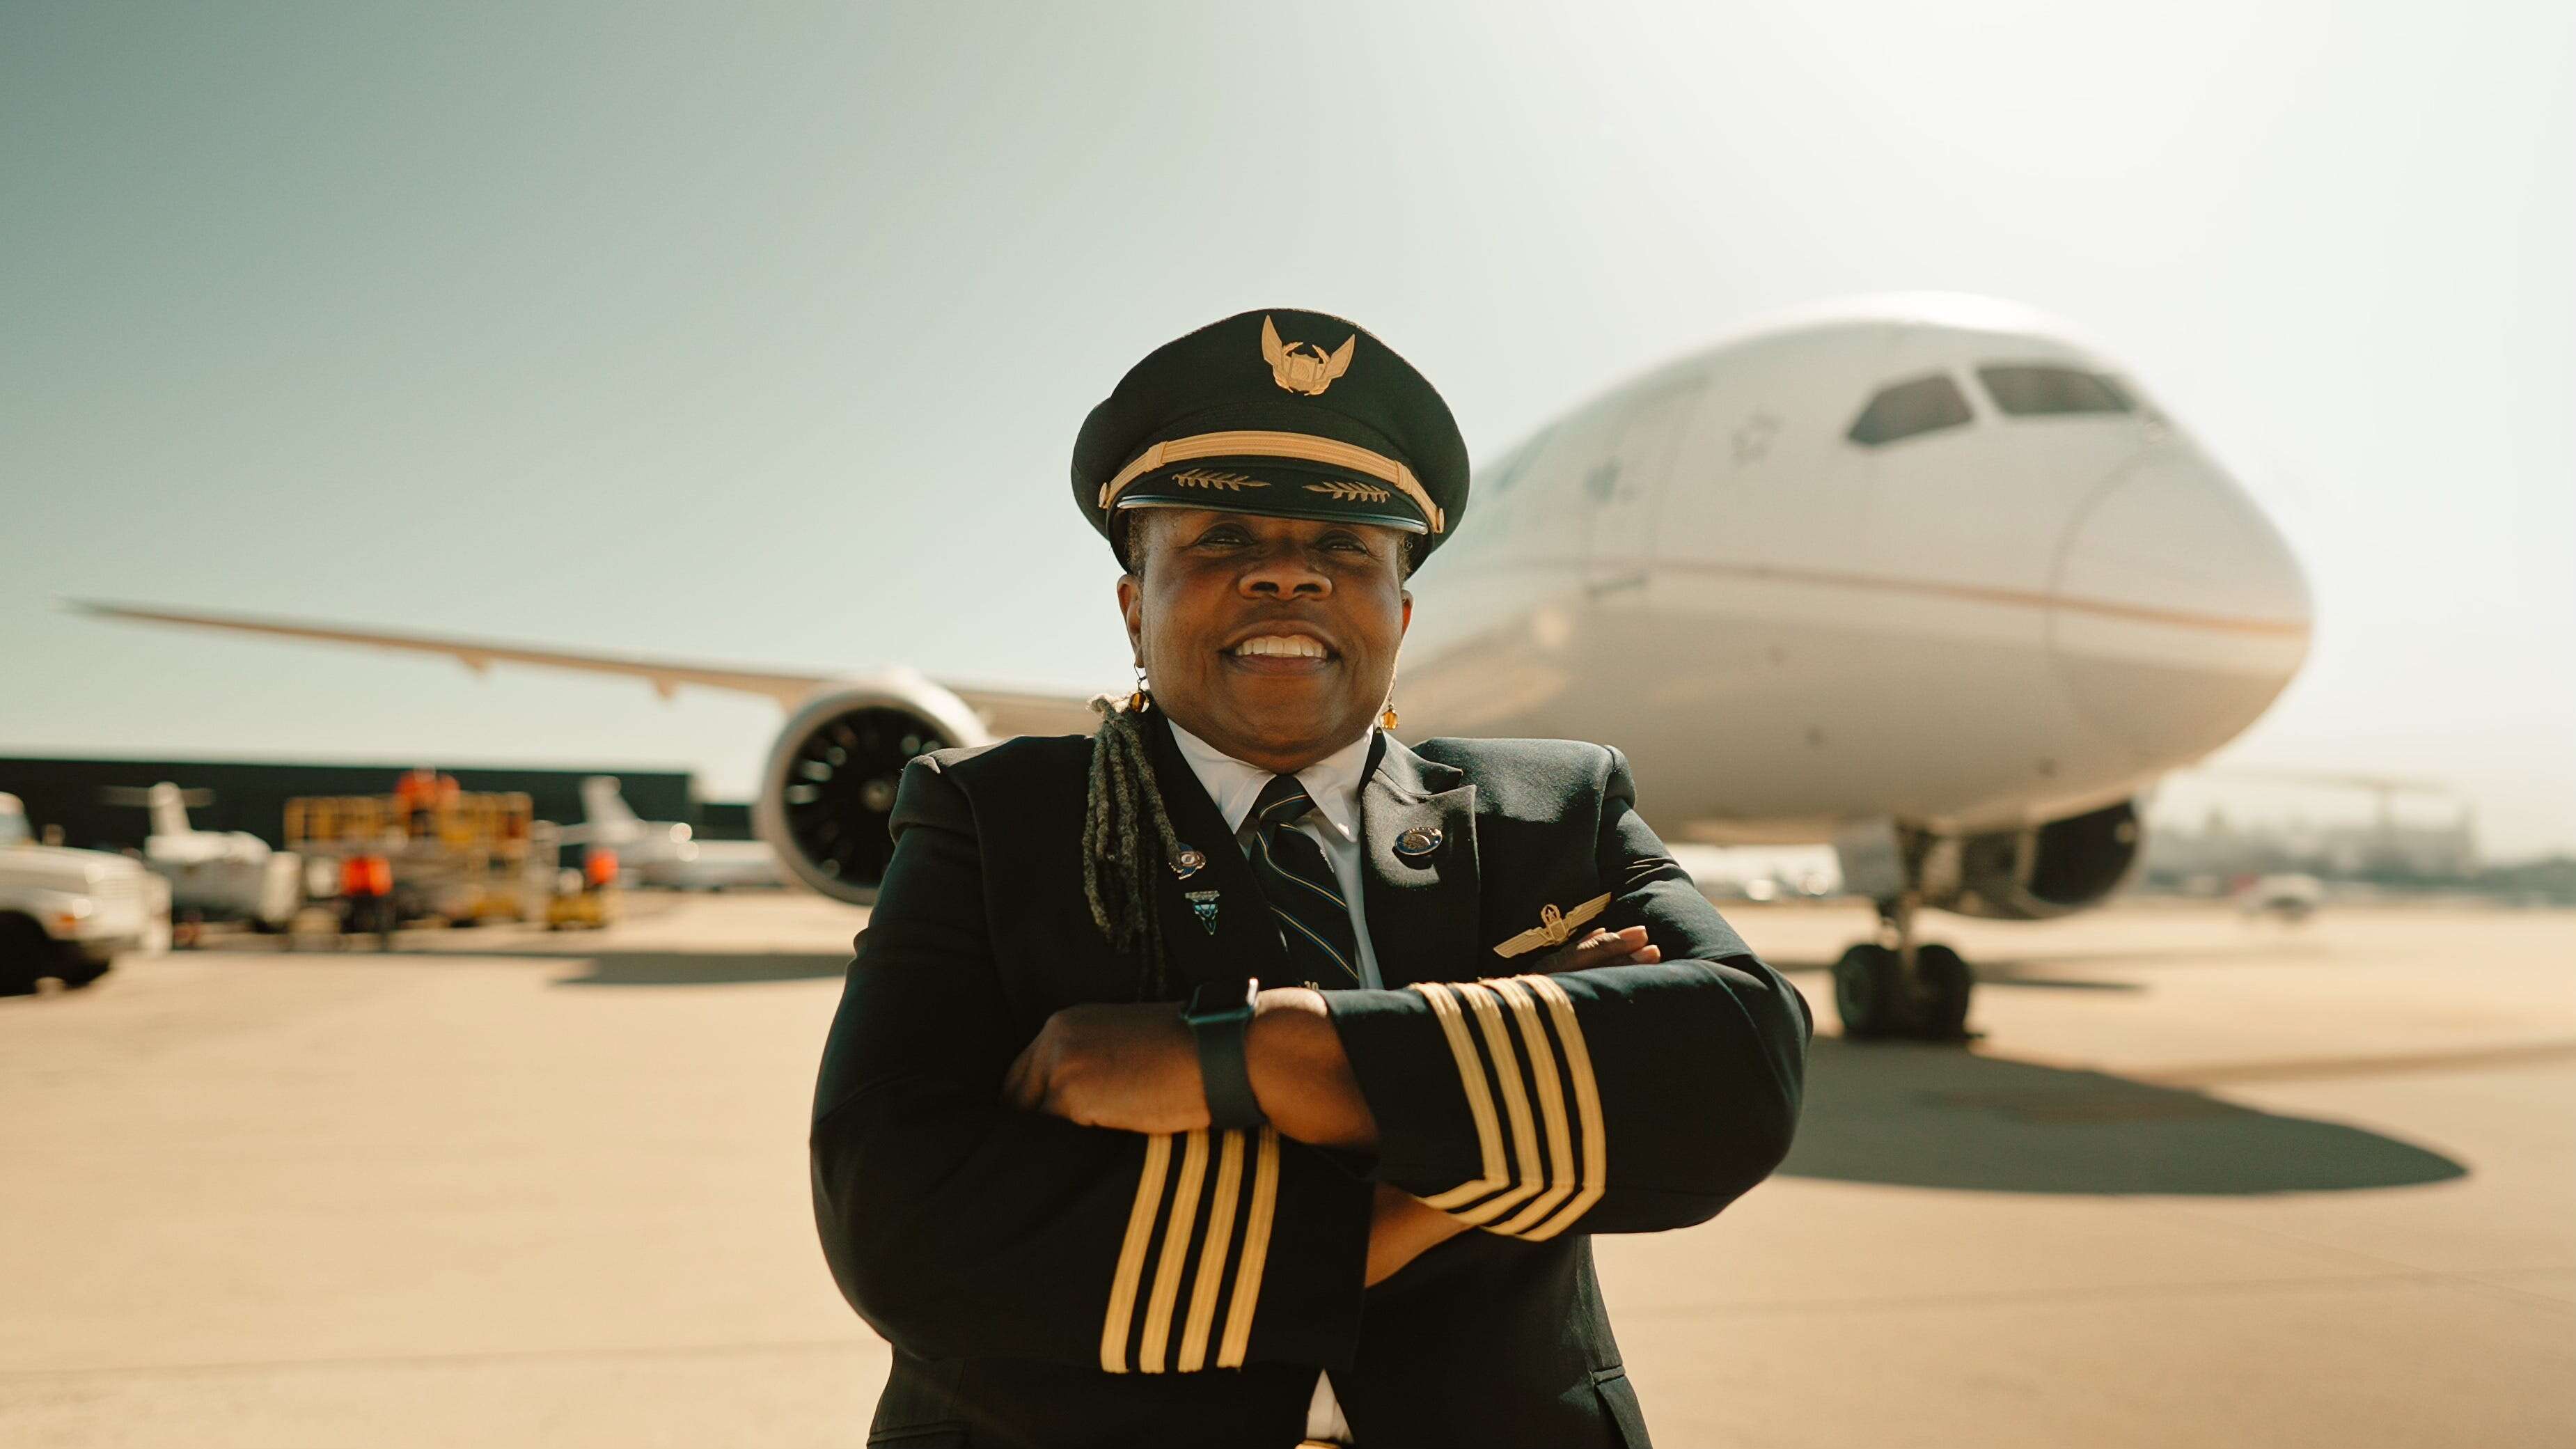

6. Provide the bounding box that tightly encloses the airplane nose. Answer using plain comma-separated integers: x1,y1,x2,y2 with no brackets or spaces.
2048,450,2312,760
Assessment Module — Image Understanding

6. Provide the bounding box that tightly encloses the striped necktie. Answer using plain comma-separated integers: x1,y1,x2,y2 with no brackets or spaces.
1245,774,1361,987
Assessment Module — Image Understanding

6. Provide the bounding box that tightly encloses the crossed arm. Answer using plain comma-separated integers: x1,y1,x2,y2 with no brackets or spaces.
812,749,1808,1368
999,927,1665,1285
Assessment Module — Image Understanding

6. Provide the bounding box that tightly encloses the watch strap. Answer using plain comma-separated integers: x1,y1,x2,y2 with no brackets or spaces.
1188,997,1267,1131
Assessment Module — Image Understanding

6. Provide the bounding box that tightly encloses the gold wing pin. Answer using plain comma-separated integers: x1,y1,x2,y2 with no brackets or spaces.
1260,315,1357,395
1491,892,1614,959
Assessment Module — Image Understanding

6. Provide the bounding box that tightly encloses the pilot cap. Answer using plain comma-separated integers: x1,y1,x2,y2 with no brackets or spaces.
1071,308,1470,569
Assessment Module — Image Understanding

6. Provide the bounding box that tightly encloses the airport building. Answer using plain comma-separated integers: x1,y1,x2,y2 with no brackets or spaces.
2143,805,2481,886
0,757,714,854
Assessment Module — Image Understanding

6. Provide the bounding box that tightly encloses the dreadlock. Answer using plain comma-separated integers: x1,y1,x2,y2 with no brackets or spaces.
1081,691,1186,999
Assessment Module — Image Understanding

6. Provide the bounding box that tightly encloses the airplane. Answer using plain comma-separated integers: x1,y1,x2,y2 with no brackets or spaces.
559,775,784,890
103,781,305,930
70,292,2311,1040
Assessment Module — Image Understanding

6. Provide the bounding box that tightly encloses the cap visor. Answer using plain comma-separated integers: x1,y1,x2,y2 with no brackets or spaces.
1113,458,1430,535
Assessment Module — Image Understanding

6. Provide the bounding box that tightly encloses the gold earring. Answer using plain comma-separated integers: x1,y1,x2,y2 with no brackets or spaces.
1127,667,1151,714
1379,700,1400,730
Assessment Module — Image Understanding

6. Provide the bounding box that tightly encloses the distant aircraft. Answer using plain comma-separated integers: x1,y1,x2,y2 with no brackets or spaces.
73,293,2311,1040
558,776,783,891
104,781,303,930
2236,872,2325,922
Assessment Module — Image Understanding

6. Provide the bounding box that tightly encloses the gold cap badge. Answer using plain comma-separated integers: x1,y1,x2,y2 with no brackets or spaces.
1261,315,1356,396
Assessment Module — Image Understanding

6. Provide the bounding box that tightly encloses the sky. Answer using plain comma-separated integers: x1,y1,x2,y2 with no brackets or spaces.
3,1,2570,855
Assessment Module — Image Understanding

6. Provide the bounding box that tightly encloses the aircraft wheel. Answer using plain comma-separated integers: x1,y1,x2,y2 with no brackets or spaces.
1833,943,1916,1040
1913,943,1973,1040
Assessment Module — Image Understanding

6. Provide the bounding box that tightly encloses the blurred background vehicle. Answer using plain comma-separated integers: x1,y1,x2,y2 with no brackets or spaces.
559,775,781,891
0,792,168,994
104,781,304,934
286,775,544,936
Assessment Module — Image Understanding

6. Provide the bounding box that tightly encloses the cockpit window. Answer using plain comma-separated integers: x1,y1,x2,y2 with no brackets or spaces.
1977,364,2134,417
1846,373,1974,447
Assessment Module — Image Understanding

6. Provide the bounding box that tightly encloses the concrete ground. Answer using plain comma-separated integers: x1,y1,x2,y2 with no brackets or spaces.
1,895,2569,1447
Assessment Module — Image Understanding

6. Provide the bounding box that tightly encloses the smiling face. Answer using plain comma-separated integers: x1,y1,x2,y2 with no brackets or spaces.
1117,508,1413,774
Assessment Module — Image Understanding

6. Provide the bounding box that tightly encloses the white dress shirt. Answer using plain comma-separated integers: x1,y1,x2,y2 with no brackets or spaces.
1165,719,1377,1442
1166,720,1385,992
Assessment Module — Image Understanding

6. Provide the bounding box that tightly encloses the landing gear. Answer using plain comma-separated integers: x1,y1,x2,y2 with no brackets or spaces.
1910,943,1972,1039
1831,893,1976,1042
1831,943,1912,1039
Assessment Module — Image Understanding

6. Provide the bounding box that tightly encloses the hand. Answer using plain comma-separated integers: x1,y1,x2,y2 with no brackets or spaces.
1527,924,1660,974
1002,1002,1209,1134
1365,1182,1471,1287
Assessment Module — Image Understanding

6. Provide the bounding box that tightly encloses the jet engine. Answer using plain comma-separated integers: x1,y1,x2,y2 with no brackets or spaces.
1934,799,2146,920
753,674,992,903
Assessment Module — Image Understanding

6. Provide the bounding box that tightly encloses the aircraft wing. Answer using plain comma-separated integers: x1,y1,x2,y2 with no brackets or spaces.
935,685,1104,739
63,599,1102,737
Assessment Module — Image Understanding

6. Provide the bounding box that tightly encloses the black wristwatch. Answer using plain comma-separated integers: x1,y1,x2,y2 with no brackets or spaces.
1181,977,1268,1131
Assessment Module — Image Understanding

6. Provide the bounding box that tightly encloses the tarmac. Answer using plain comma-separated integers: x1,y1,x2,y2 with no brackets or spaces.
1,894,2570,1447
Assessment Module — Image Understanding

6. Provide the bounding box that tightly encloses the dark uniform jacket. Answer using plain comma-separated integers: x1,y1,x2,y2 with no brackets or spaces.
812,713,1812,1448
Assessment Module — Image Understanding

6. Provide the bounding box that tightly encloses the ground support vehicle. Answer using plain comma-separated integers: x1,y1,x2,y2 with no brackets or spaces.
287,788,547,934
1,793,170,994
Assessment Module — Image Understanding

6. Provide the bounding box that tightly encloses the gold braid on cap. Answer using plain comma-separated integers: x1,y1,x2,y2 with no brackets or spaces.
1083,693,1185,998
1099,430,1443,534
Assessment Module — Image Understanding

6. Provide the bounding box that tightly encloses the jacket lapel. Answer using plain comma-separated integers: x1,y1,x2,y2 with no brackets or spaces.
1142,712,1286,996
1358,735,1481,989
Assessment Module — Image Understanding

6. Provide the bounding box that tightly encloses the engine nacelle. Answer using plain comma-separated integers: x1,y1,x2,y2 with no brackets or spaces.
1937,799,2146,920
753,673,992,903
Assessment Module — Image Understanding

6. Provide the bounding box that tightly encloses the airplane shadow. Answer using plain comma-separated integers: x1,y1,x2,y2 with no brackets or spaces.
1781,1037,2467,1196
212,937,2461,1195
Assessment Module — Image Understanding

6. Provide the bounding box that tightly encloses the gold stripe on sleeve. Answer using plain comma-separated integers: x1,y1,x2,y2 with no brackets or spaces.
1447,982,1544,1227
1216,1127,1281,1369
1518,975,1608,1241
1136,1128,1210,1372
1408,982,1514,1212
1486,977,1580,1237
1175,1129,1246,1372
1100,1132,1174,1373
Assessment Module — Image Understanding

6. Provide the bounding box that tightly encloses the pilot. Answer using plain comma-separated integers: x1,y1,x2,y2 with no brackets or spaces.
810,308,1812,1448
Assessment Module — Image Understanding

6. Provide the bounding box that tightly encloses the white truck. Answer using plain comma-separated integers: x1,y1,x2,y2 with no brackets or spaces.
1,792,171,995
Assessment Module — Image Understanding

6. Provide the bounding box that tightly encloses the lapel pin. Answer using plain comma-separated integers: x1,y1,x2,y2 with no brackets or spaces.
1184,888,1221,934
1492,891,1612,959
1170,846,1208,880
1394,826,1443,858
